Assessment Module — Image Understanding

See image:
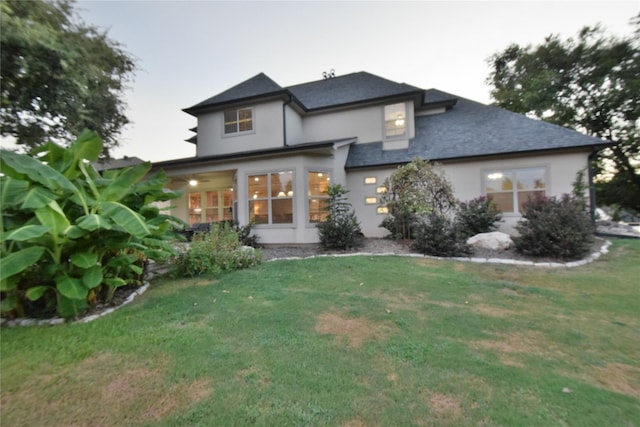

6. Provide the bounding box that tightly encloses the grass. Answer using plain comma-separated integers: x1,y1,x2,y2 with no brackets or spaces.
1,239,639,426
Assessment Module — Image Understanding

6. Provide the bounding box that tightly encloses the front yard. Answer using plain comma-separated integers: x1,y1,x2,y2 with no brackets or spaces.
1,239,638,426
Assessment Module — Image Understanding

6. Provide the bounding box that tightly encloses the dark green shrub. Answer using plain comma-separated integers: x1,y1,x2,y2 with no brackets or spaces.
171,222,262,277
514,194,595,260
411,213,471,257
317,184,363,250
232,221,259,248
456,196,502,238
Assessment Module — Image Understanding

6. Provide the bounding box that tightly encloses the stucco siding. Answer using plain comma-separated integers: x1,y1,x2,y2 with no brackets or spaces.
347,151,591,238
196,101,284,157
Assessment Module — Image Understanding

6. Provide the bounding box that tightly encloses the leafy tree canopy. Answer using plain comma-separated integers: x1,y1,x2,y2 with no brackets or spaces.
1,0,136,158
487,14,640,212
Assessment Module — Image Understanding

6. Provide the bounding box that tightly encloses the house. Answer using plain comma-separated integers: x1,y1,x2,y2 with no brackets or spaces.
152,71,610,244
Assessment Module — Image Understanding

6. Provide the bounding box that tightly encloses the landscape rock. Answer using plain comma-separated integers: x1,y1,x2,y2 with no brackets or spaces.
467,232,514,251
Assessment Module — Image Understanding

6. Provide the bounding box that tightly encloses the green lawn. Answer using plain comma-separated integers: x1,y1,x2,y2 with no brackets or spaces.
2,239,639,426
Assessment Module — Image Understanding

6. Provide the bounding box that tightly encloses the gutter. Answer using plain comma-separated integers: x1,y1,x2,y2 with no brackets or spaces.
283,95,293,147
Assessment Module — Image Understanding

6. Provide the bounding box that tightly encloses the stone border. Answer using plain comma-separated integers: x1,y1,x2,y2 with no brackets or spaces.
1,282,150,328
268,240,612,268
2,240,612,328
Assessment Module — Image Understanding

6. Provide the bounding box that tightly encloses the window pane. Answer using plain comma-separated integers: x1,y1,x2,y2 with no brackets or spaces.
249,200,268,224
206,191,218,208
309,198,328,223
516,168,545,190
485,171,513,192
271,171,293,197
189,192,202,225
205,208,219,223
384,103,406,137
224,110,237,122
517,190,544,212
249,174,268,198
272,199,293,224
308,171,330,196
487,193,514,213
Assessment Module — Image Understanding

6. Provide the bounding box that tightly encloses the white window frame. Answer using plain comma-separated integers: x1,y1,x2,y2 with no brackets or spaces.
223,107,254,136
307,170,331,224
247,170,294,226
483,166,548,215
383,102,407,140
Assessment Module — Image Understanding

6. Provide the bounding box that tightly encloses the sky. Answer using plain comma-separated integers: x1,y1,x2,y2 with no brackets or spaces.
47,1,640,162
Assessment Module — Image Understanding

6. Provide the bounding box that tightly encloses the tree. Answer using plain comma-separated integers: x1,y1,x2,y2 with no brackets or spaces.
1,0,136,157
487,15,640,212
380,158,456,240
316,183,363,250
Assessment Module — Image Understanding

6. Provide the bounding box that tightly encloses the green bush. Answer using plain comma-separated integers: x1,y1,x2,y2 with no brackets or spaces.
514,194,595,260
171,223,262,277
0,131,183,318
317,183,363,250
411,213,471,257
232,221,259,248
380,158,456,240
456,196,502,238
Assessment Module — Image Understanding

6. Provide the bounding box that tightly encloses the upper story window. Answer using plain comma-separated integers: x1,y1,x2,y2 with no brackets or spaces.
224,107,253,134
384,103,407,138
484,167,546,213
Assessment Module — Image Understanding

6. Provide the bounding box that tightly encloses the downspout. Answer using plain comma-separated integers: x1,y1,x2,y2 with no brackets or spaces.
283,95,292,147
588,150,598,220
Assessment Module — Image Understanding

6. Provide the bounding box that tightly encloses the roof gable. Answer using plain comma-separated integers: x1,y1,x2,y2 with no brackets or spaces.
286,72,423,111
184,73,284,114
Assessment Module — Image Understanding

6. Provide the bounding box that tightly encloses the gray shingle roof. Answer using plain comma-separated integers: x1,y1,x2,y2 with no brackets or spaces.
345,90,610,169
287,72,423,111
184,73,284,114
184,71,423,115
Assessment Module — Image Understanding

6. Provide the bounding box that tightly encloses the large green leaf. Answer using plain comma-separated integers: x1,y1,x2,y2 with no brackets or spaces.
82,265,103,289
70,252,98,269
25,286,50,301
57,294,87,318
101,162,151,202
0,295,17,313
99,201,150,238
0,246,46,282
0,176,28,208
70,130,103,164
35,201,70,239
77,214,112,232
56,275,87,300
106,253,139,268
21,186,58,209
1,150,77,193
4,225,50,242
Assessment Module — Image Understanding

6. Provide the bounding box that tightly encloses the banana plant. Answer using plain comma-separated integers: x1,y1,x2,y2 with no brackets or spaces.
0,131,183,318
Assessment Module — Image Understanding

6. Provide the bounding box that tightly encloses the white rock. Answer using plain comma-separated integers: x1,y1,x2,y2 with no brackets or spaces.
467,232,514,251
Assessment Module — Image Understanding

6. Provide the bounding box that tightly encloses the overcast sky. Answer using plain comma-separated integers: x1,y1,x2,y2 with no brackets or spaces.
71,1,639,162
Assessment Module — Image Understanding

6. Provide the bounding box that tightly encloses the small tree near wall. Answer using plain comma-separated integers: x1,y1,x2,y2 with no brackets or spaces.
317,184,363,250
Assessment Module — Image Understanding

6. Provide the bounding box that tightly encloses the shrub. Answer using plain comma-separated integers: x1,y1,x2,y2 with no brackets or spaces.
514,193,595,260
411,213,471,257
232,221,259,248
380,158,456,240
0,131,182,318
456,196,502,238
171,222,262,277
317,183,363,250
